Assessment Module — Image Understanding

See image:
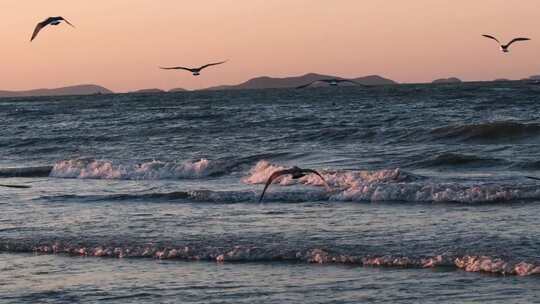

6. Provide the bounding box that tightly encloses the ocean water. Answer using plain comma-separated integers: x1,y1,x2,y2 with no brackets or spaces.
1,83,539,303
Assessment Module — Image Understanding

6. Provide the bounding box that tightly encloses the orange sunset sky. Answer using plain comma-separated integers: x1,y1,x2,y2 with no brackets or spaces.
2,0,540,92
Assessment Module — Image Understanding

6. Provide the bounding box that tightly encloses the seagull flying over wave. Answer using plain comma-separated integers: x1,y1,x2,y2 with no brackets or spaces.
296,79,365,89
482,35,530,53
159,61,227,76
31,16,75,41
258,166,328,203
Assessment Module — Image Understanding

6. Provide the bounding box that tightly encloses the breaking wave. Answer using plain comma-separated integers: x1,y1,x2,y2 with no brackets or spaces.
430,121,540,143
1,240,538,277
49,158,228,180
38,161,540,204
241,161,540,204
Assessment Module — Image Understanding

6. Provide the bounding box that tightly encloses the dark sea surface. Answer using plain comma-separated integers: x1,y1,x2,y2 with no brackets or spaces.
1,83,539,303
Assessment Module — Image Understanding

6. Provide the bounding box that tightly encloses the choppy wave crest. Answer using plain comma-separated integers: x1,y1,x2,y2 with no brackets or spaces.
1,240,538,276
41,161,540,204
50,158,226,180
242,161,540,203
430,121,540,143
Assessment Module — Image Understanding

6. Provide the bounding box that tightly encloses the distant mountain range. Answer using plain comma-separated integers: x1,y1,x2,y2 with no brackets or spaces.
168,87,187,92
3,73,540,98
204,73,397,90
130,88,166,94
0,84,112,98
432,77,462,84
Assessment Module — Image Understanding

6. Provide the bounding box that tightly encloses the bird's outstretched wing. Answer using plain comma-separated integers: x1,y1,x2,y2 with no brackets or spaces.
296,81,319,89
199,61,227,70
505,37,531,48
526,176,540,181
258,169,292,203
58,17,75,27
300,169,331,190
482,34,500,44
159,66,194,72
0,184,31,189
30,20,48,41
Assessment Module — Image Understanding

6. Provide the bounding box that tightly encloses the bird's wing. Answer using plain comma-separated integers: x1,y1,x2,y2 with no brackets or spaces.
59,17,75,27
526,176,540,181
199,61,227,70
482,34,500,44
159,66,194,72
505,37,531,48
296,80,319,89
0,184,31,189
258,169,291,203
301,169,327,183
30,20,48,41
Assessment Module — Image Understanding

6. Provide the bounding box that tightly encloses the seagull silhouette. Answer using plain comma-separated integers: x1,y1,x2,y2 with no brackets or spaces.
258,166,328,203
296,79,365,89
482,35,530,53
31,16,75,41
159,61,227,76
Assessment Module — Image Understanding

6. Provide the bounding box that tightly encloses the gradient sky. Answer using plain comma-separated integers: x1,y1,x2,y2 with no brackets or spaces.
2,0,540,92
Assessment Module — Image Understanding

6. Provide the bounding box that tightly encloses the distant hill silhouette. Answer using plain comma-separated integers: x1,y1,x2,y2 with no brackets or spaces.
204,73,397,90
0,84,112,98
169,87,188,93
432,77,462,84
131,88,166,94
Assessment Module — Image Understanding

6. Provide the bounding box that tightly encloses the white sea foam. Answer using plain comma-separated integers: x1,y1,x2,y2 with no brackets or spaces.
243,161,540,203
10,242,539,276
50,158,221,180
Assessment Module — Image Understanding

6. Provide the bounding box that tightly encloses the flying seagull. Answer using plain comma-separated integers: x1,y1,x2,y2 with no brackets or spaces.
482,35,530,53
31,17,75,41
159,61,227,76
296,79,365,89
258,166,328,203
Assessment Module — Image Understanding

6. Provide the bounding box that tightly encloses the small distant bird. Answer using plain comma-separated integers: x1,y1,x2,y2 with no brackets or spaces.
258,166,328,203
159,61,227,76
526,176,540,181
296,79,365,89
482,35,530,53
0,184,31,189
31,16,75,41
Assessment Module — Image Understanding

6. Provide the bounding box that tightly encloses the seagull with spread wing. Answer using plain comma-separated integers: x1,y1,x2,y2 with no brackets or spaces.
296,78,365,89
160,61,227,76
31,16,75,41
258,166,329,203
482,35,530,53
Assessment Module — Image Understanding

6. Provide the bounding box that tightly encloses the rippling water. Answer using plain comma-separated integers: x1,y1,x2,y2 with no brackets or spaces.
1,83,539,302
